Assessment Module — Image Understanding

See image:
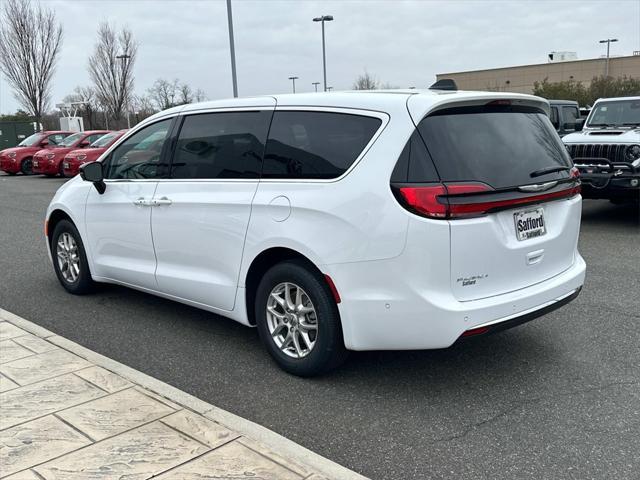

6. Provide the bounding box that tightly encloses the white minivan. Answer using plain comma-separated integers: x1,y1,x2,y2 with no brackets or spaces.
46,89,586,376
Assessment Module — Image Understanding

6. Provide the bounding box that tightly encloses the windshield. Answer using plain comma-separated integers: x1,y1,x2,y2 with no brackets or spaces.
90,132,119,148
587,99,640,127
417,105,572,189
57,132,84,147
17,133,45,147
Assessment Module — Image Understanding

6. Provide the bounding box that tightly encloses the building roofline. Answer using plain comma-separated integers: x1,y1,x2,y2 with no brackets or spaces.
438,54,639,76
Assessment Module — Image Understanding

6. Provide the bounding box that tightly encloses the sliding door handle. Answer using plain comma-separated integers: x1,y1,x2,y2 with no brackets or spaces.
133,197,154,206
153,196,173,206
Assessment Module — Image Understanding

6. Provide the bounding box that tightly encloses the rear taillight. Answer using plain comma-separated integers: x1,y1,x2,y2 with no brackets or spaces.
398,183,491,219
398,181,580,220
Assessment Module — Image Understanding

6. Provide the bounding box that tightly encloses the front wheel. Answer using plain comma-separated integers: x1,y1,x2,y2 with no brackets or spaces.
255,260,348,376
20,158,33,175
51,220,94,294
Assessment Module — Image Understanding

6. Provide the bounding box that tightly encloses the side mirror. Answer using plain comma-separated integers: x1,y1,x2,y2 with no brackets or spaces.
39,139,49,147
80,140,90,147
574,118,585,132
79,162,106,194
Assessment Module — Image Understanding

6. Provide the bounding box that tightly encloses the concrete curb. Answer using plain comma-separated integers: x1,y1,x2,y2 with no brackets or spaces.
0,307,368,480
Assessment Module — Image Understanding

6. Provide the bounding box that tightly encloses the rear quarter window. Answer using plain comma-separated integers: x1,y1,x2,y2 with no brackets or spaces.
262,111,382,179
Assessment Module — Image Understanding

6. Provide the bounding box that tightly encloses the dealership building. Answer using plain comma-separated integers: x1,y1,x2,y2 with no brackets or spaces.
436,53,640,94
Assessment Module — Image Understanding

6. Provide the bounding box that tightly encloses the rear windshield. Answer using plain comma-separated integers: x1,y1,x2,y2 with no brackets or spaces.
416,105,572,189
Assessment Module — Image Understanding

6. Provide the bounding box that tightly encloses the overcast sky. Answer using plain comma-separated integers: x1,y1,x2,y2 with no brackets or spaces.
1,0,639,114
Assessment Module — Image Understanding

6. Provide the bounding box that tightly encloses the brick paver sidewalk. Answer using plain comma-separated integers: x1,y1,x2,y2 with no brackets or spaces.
0,309,365,480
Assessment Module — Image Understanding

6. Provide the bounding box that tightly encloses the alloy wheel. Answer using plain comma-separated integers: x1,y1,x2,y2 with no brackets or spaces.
56,232,80,283
266,282,318,358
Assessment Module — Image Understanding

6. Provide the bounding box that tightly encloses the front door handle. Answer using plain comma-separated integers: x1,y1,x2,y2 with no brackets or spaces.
133,197,154,206
153,196,173,206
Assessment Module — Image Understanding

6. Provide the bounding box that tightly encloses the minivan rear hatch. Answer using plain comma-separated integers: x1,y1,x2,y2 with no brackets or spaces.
403,96,581,301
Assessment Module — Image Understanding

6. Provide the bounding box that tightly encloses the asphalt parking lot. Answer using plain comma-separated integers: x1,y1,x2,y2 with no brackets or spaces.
1,172,638,480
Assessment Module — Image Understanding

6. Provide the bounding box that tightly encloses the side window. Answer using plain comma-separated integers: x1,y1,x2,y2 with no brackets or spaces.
562,106,579,129
170,111,271,179
47,134,66,145
84,133,106,145
550,107,559,129
104,119,172,179
391,131,439,183
262,111,382,179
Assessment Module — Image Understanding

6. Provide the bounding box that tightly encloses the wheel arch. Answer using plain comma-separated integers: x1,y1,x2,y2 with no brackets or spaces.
47,209,74,246
244,246,339,327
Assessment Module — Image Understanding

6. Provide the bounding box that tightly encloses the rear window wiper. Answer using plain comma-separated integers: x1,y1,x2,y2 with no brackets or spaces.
530,166,571,178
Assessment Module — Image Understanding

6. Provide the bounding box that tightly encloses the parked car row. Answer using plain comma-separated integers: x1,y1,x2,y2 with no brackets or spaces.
0,129,127,177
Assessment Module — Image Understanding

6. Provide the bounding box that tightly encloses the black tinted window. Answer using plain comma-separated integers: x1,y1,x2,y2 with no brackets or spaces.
171,111,271,179
262,111,381,179
550,107,559,129
105,119,172,179
391,131,439,183
562,106,579,128
417,106,572,189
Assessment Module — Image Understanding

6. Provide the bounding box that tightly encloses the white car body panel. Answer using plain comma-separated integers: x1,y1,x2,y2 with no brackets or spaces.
152,180,259,311
45,89,586,351
85,181,159,288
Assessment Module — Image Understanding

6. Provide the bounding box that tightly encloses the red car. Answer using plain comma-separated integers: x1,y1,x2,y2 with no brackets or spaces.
0,131,73,175
62,130,127,177
32,130,111,177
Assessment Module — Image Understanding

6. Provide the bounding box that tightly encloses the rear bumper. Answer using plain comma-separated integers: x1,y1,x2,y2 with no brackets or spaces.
454,286,581,342
328,253,586,351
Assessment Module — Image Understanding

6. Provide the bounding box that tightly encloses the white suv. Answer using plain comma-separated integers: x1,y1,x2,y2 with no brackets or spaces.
45,89,586,376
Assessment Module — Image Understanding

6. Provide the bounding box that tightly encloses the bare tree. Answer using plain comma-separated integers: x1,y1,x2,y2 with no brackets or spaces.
148,78,179,110
178,83,193,105
130,93,157,122
0,0,63,123
148,78,206,109
88,22,137,125
193,88,207,102
353,71,379,90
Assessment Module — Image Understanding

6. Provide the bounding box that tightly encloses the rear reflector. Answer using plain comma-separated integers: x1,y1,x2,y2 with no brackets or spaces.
461,326,490,337
324,274,341,304
398,182,580,220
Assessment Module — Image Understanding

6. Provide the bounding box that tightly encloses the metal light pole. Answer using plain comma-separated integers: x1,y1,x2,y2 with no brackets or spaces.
115,54,131,128
288,76,299,93
226,0,239,97
313,15,333,91
312,82,320,92
599,38,619,77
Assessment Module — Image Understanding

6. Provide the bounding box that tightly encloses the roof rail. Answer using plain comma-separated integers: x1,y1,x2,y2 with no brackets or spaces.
429,79,458,91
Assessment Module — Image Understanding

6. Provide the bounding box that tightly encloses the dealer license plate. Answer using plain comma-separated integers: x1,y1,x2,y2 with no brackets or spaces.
514,207,546,241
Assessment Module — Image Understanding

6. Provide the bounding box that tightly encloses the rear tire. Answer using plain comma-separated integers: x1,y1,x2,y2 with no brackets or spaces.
51,220,94,295
20,158,33,175
255,260,348,376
